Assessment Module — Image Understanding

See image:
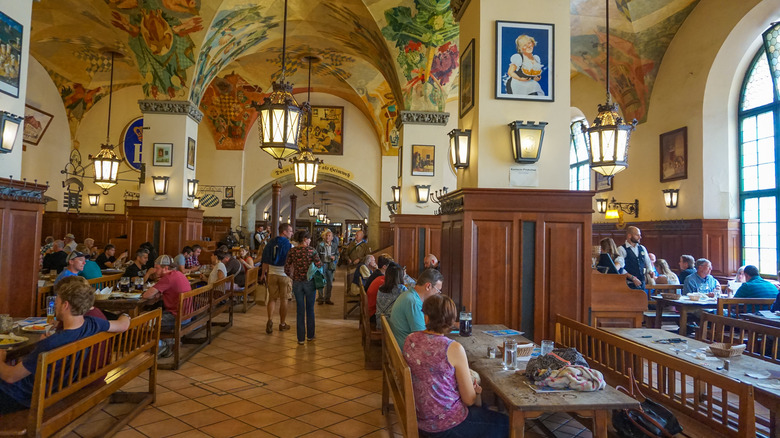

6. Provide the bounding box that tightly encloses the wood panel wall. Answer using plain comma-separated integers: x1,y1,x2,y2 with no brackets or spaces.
126,206,203,258
592,219,740,277
379,221,393,249
440,189,594,342
201,216,231,243
41,212,127,247
0,179,47,317
390,214,442,279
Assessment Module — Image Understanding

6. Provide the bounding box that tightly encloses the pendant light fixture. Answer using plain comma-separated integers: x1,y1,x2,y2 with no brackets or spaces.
308,189,320,217
585,0,637,177
257,0,308,166
292,55,323,191
93,51,123,193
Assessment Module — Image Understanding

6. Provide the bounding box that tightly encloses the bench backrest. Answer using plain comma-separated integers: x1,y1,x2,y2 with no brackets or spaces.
30,309,161,436
556,316,755,438
36,285,54,317
380,316,418,438
212,275,234,304
717,298,775,316
244,267,259,292
698,312,780,364
88,273,123,291
179,284,212,322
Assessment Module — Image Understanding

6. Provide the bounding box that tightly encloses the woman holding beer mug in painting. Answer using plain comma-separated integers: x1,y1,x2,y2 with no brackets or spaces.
506,34,544,96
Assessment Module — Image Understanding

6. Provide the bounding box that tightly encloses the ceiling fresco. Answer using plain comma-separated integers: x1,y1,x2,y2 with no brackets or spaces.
29,0,702,153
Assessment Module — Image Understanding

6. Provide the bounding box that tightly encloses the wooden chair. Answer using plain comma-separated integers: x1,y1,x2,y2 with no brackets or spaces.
235,267,259,313
0,309,161,438
158,284,212,370
87,273,122,290
380,315,418,438
343,269,360,319
360,288,381,370
211,275,234,334
717,297,775,317
699,312,780,365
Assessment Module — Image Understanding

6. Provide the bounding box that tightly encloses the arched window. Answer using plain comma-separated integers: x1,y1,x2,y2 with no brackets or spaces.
570,119,590,190
739,47,778,275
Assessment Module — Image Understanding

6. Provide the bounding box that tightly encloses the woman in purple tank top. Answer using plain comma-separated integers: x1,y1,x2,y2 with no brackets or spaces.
404,295,509,438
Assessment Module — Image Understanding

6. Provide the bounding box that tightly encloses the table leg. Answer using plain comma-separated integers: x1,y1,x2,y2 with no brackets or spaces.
655,301,664,329
678,307,689,337
509,410,526,438
592,410,609,438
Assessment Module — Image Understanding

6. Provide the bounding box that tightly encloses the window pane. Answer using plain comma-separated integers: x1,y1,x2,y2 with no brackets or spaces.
743,116,757,142
743,140,758,166
742,51,773,111
758,163,776,190
759,249,776,275
758,137,775,164
743,166,758,191
757,112,775,140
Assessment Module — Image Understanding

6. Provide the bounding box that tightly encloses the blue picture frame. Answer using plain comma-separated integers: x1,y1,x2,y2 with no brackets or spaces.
0,11,23,98
495,21,554,102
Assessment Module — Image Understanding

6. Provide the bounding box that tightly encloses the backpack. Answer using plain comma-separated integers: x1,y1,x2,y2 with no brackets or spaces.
261,237,288,266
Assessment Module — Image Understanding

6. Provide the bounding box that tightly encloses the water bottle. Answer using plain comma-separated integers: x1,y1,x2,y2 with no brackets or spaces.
503,339,517,370
459,311,472,337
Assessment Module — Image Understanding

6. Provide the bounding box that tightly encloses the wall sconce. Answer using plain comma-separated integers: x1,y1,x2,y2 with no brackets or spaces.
595,197,608,214
263,211,269,221
391,185,401,203
509,120,547,163
415,185,431,203
192,197,201,208
0,111,22,153
386,201,398,215
604,197,639,219
152,176,169,195
448,128,471,169
187,179,199,199
88,193,100,206
663,189,679,208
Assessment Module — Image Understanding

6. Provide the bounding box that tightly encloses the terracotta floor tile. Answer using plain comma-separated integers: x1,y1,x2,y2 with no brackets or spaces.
262,418,319,437
328,385,371,400
297,430,344,438
152,390,188,407
237,409,289,428
196,393,243,408
128,407,172,427
325,418,380,438
278,385,323,399
233,429,279,438
270,399,321,417
249,391,295,407
306,378,345,392
157,399,209,416
310,367,344,379
353,393,383,409
166,431,213,438
353,409,392,429
326,400,375,418
178,408,232,428
297,409,350,428
112,429,147,438
135,418,193,437
215,399,265,417
199,418,257,438
263,378,300,392
176,385,214,399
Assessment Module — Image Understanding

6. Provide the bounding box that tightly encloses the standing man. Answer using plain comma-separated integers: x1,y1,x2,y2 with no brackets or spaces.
682,258,720,295
388,268,444,351
733,265,777,298
346,230,371,265
261,223,293,334
616,226,654,291
678,255,696,285
55,251,86,285
253,225,268,252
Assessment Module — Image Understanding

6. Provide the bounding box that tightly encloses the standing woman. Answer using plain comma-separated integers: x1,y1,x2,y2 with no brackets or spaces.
316,229,339,305
404,294,509,437
285,230,322,344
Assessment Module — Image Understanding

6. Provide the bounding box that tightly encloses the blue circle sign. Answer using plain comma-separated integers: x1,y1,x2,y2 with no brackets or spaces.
120,117,144,172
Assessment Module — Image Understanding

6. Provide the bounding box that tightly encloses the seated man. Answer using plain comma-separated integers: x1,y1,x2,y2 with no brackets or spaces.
388,268,443,351
124,248,153,282
173,246,194,273
352,254,377,291
141,255,192,357
734,265,778,298
186,245,202,270
95,244,127,270
677,255,697,285
42,240,68,273
683,258,720,295
74,244,102,280
55,251,86,285
0,276,131,414
218,246,245,287
423,253,440,271
772,291,780,312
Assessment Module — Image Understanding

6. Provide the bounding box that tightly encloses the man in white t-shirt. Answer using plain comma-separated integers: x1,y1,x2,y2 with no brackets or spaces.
261,223,293,334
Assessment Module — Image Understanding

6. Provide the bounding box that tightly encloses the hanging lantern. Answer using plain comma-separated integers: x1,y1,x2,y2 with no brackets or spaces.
93,144,122,192
292,149,322,191
308,205,320,217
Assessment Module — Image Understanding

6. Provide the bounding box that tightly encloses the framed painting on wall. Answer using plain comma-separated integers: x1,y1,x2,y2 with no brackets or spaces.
309,106,344,155
23,105,54,145
495,21,554,102
153,143,173,167
411,145,435,176
187,137,196,170
459,39,475,118
660,127,687,182
595,173,613,192
104,203,116,212
0,11,23,98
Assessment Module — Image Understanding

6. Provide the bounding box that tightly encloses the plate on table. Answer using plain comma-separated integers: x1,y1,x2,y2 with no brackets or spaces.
0,334,29,347
22,324,52,334
746,370,771,379
101,269,123,274
122,293,142,299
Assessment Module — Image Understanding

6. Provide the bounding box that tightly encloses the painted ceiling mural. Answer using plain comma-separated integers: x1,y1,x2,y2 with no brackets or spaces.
570,0,700,123
29,0,703,154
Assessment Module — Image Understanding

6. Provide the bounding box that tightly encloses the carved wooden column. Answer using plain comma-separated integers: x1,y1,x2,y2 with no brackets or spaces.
271,182,281,237
289,193,297,231
0,178,49,316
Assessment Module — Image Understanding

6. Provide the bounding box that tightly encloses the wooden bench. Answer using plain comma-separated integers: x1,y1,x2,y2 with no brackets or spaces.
0,309,162,438
380,315,418,438
343,269,360,319
556,315,756,438
158,284,212,370
35,274,123,317
235,267,259,312
698,312,780,365
359,288,381,370
642,311,680,329
211,275,234,334
717,298,776,317
87,273,122,291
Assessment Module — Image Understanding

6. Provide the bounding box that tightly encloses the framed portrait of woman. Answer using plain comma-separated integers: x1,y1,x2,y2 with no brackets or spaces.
495,21,554,102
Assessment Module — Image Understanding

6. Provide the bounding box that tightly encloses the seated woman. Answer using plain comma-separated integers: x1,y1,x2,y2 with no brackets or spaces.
598,237,624,274
654,259,680,285
726,265,746,296
375,263,406,328
404,294,509,438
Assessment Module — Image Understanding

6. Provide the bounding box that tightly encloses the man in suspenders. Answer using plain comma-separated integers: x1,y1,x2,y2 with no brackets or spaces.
616,226,654,291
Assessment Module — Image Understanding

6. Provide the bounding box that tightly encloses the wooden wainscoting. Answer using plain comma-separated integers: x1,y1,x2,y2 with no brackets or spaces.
126,206,203,257
440,189,594,342
379,221,393,249
202,216,231,243
593,219,740,277
42,212,127,247
390,214,441,279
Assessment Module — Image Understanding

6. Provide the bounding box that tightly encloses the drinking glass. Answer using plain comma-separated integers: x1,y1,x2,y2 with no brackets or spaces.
503,339,517,370
541,340,555,356
46,296,56,324
458,312,472,337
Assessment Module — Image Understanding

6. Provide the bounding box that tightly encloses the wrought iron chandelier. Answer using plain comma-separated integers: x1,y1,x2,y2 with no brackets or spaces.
93,51,123,191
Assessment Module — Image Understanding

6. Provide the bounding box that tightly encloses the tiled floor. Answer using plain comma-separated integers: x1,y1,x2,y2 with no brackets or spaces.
65,268,590,438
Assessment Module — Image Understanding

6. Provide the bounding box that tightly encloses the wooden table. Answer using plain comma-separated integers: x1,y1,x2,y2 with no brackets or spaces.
94,296,160,317
603,327,780,437
743,312,780,328
4,321,45,362
448,325,639,438
652,295,719,336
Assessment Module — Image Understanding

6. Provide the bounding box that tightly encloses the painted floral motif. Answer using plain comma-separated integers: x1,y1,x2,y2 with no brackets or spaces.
199,73,263,151
106,0,203,99
382,0,459,111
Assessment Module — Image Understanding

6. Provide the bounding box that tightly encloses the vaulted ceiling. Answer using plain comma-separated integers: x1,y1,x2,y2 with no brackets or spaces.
29,0,700,155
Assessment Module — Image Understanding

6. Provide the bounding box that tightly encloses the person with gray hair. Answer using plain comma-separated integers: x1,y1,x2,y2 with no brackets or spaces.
734,265,777,298
388,268,444,351
42,240,68,273
678,254,696,285
682,258,720,295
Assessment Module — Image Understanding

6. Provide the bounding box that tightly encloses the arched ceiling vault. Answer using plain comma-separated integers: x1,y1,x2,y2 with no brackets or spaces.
29,0,701,153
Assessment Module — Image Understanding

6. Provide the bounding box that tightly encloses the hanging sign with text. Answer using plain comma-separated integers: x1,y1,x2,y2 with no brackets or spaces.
270,164,354,180
221,199,236,209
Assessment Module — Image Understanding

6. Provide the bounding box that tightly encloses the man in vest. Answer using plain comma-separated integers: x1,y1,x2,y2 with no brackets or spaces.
616,226,654,291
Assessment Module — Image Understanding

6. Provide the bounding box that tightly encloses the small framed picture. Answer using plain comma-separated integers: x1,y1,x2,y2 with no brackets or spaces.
187,137,196,170
659,127,687,182
225,187,234,199
0,12,23,98
23,105,54,145
411,145,435,176
495,21,554,102
397,146,403,179
104,203,116,212
595,173,613,192
459,39,475,118
153,143,173,167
